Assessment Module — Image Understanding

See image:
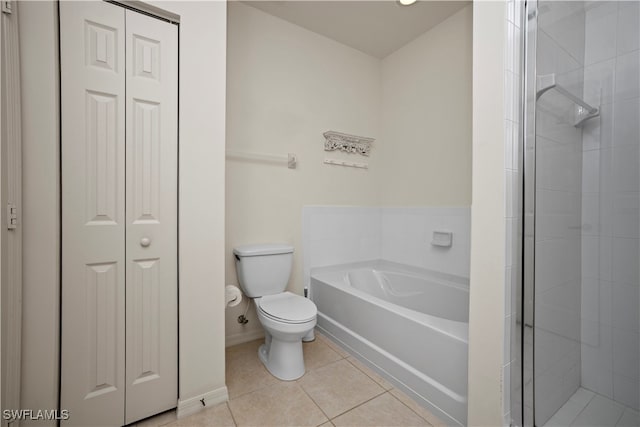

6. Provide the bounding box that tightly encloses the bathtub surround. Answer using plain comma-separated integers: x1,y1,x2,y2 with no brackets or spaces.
225,2,472,346
302,206,471,291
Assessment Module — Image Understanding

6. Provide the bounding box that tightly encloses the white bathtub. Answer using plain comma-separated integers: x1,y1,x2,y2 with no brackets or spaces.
310,260,469,426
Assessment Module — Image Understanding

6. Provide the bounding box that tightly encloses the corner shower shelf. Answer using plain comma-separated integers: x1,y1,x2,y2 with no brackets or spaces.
536,73,600,127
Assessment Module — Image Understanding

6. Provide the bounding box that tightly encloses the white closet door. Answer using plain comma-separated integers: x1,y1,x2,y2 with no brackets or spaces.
124,10,178,425
60,2,126,426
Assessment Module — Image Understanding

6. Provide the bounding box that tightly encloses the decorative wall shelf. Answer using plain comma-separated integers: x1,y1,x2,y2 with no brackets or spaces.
323,131,375,156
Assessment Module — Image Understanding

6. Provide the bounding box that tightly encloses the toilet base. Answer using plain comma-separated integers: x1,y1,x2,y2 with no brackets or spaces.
258,338,305,381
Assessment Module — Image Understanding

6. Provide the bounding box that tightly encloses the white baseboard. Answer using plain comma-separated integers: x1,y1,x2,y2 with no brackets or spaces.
225,329,264,348
177,386,229,419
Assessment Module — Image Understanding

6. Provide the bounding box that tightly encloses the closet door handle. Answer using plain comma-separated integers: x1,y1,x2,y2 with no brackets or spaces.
140,237,151,247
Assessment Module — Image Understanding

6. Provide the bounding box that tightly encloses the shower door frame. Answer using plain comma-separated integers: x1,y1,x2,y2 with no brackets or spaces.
517,0,538,426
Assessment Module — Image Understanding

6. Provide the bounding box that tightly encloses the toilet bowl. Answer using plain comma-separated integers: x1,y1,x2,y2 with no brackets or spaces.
255,292,317,380
233,244,317,381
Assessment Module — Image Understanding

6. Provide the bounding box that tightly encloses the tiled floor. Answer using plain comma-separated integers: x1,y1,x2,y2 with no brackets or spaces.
543,387,639,427
133,331,445,427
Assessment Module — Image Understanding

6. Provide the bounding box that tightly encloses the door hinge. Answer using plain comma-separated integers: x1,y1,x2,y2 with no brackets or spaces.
7,203,17,230
2,0,12,15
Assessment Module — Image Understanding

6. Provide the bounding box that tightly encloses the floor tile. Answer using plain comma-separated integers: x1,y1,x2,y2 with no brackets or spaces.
571,394,626,427
226,338,263,355
617,408,640,427
544,399,587,427
333,393,430,426
316,332,351,358
227,381,327,427
303,338,343,371
298,359,385,419
134,409,177,427
569,388,596,407
346,357,394,390
165,403,235,427
226,340,280,399
389,388,446,427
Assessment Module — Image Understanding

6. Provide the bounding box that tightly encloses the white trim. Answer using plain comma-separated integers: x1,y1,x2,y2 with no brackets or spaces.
1,2,22,425
176,386,228,419
225,329,265,348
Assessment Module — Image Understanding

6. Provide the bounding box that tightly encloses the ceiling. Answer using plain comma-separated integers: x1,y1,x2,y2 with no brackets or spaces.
241,1,471,59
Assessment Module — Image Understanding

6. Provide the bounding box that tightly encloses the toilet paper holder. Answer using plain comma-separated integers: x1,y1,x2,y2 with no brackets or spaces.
225,285,243,308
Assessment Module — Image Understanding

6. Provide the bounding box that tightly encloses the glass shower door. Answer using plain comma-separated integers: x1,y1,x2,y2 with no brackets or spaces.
523,1,639,425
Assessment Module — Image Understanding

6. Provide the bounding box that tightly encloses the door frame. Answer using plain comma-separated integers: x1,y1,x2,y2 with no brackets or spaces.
1,2,23,425
518,1,538,426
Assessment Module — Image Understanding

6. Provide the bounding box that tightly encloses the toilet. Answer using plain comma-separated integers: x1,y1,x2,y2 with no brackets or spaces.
233,243,317,381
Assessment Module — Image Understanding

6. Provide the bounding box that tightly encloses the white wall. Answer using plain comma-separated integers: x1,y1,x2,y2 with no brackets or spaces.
379,6,472,206
19,2,59,423
225,2,382,345
580,0,640,410
467,1,507,425
19,1,228,419
225,2,472,346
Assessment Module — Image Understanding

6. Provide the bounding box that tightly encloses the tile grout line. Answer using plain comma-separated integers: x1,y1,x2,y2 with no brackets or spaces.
225,401,239,427
316,333,439,425
226,333,439,426
327,389,388,422
344,357,392,390
387,390,436,427
296,378,333,424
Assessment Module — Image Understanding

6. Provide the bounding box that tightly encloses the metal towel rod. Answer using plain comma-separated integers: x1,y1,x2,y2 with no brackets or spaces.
226,150,297,169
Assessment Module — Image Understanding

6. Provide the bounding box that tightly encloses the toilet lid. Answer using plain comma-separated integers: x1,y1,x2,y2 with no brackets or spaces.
258,292,317,324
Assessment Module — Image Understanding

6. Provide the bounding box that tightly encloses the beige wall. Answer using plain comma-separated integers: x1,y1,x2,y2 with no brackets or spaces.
467,1,507,425
225,2,382,344
19,1,228,419
379,5,472,206
225,3,472,344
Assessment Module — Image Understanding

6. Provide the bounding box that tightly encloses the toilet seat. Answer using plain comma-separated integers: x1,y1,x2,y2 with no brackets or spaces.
257,292,317,324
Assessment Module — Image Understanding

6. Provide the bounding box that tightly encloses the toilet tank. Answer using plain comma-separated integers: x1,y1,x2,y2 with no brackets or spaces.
233,244,294,298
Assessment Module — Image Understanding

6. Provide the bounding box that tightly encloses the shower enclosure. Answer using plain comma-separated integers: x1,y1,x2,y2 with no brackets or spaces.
515,1,639,425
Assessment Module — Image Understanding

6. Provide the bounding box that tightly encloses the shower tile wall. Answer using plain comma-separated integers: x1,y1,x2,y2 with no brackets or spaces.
580,1,640,410
504,1,523,425
534,2,586,424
